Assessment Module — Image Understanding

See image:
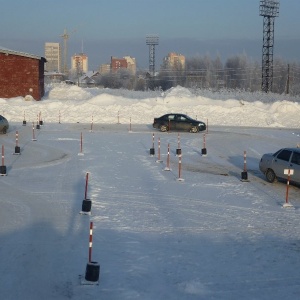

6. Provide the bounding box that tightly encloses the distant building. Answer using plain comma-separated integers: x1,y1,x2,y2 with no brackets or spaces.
110,56,136,74
163,52,186,70
44,42,61,72
111,56,127,72
123,56,136,75
71,53,88,74
79,71,100,87
99,63,111,74
0,47,46,100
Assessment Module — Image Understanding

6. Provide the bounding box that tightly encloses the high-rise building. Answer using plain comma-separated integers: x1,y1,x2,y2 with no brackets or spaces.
71,53,88,74
110,56,136,74
163,52,185,70
44,42,61,72
123,56,136,75
99,64,111,74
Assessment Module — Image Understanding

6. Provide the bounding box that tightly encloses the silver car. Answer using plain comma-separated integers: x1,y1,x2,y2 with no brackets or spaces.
0,115,9,134
259,148,300,184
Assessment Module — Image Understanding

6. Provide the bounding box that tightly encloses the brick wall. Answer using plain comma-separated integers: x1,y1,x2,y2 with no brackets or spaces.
0,53,45,100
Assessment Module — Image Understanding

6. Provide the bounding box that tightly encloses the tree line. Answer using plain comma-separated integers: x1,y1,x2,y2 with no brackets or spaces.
84,54,300,96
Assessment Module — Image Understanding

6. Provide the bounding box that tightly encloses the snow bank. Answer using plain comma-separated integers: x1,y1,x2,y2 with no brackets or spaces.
1,84,299,128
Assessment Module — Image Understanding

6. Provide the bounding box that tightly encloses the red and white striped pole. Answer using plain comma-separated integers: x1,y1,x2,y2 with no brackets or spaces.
241,151,249,181
150,133,155,156
201,134,207,156
164,143,171,171
78,132,84,156
206,118,208,134
16,131,19,148
285,169,291,205
156,137,162,163
176,133,181,156
81,172,92,214
177,154,184,182
39,111,43,125
90,116,94,132
23,111,26,126
32,122,37,141
1,145,6,175
2,145,4,166
282,169,294,208
88,221,93,263
14,131,21,154
84,172,89,200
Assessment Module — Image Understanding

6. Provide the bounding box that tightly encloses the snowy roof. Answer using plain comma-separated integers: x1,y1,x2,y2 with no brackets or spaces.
79,71,100,83
0,46,45,61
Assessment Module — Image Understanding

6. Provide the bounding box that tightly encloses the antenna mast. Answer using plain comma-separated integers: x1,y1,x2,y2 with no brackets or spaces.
259,0,280,93
146,35,159,77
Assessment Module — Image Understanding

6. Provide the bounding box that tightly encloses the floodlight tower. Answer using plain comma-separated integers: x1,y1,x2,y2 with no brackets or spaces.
60,28,76,74
146,35,159,76
259,0,280,93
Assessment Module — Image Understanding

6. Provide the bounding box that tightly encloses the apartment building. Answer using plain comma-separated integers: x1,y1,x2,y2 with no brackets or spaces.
163,52,186,70
111,56,136,74
71,53,88,74
44,42,61,72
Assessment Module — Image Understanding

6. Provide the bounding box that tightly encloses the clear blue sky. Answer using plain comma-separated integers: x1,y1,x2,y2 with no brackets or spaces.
1,0,299,70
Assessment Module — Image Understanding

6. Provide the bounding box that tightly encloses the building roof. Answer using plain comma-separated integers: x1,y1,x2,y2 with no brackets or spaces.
0,46,46,61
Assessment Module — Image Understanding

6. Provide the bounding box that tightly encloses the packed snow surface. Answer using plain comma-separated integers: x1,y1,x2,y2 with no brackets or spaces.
0,84,300,299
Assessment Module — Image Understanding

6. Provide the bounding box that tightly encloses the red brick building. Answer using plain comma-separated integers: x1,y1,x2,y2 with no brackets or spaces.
111,56,127,72
0,48,46,100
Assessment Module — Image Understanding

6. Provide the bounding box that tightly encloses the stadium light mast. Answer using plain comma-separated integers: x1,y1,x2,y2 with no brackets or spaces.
146,35,159,76
259,0,280,93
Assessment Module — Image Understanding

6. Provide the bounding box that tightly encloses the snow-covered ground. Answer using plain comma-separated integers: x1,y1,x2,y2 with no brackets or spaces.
0,85,300,299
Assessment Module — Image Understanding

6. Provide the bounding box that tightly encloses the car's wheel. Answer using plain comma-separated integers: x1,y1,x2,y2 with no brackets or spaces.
266,169,277,183
160,125,168,132
190,126,199,133
2,126,7,134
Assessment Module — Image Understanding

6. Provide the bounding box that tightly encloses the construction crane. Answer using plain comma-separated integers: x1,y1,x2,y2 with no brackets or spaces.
60,28,76,74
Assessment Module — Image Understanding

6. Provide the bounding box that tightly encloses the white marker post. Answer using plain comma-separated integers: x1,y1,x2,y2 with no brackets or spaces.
283,169,294,208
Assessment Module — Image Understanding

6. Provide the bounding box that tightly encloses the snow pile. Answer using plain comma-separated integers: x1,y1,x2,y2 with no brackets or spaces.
0,84,299,128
